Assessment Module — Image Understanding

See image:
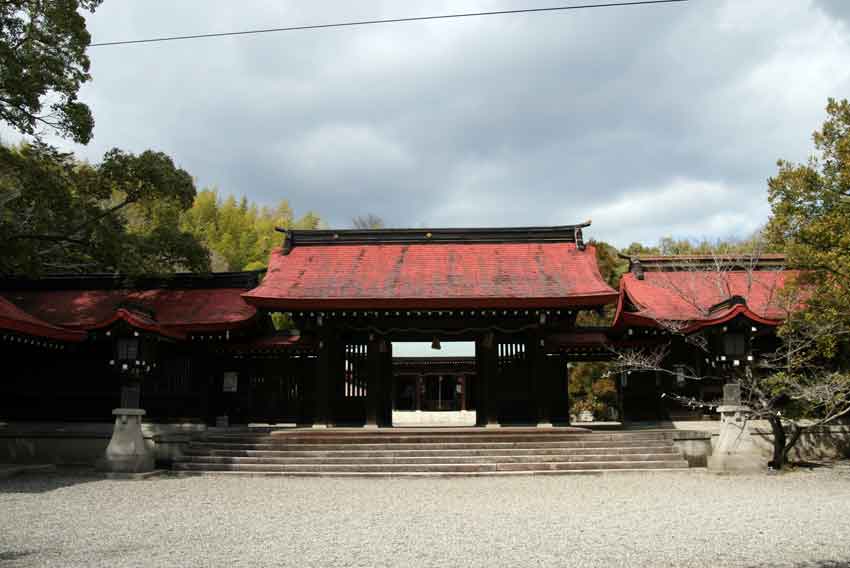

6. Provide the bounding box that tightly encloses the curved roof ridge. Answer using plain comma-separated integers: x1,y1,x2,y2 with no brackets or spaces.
0,296,86,342
86,307,186,340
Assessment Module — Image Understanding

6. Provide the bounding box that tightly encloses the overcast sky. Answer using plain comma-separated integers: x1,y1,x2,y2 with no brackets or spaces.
8,0,850,247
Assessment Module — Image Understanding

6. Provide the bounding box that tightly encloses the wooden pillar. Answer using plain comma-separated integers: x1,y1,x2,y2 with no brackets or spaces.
565,361,572,425
478,337,499,427
390,370,397,412
365,339,380,428
415,374,423,411
532,333,552,428
616,369,625,424
380,344,393,426
314,331,334,428
459,376,466,411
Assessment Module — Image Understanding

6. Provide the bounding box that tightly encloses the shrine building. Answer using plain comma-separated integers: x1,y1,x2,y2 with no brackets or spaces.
0,223,804,473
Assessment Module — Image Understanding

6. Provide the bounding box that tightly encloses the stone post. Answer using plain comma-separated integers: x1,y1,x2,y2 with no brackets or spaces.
99,408,155,473
707,384,764,473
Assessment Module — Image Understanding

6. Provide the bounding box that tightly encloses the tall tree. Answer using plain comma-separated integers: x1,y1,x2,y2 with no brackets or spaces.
1,0,102,143
767,98,850,338
0,142,209,275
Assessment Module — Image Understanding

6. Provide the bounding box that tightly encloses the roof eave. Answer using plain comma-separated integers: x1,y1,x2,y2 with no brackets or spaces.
241,292,619,311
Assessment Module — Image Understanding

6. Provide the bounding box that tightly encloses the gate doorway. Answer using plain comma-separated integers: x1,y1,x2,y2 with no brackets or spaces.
391,341,476,426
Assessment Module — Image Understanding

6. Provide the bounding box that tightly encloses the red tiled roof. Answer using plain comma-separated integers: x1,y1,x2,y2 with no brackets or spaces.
90,308,187,340
614,269,797,332
243,243,618,310
0,296,86,342
2,288,257,334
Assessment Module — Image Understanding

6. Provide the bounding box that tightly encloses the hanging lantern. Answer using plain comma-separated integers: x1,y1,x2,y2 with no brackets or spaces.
109,327,158,379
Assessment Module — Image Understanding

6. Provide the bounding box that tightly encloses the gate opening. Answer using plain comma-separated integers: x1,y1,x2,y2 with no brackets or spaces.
391,341,477,426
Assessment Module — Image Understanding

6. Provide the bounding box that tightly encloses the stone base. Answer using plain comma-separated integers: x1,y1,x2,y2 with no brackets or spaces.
311,423,329,429
104,469,164,480
98,408,155,474
99,453,155,474
708,405,765,474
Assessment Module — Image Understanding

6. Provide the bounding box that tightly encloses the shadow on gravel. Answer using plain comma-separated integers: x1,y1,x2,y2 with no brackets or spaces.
787,460,840,470
786,460,850,473
0,549,39,563
0,472,103,494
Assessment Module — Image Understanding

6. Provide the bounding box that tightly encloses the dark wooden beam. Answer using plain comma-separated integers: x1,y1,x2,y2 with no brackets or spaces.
277,222,591,251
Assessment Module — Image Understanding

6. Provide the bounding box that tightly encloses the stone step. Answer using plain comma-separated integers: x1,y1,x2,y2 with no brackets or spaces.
173,430,691,476
181,445,678,459
176,452,681,465
172,459,689,474
200,432,674,444
172,468,696,478
187,440,675,452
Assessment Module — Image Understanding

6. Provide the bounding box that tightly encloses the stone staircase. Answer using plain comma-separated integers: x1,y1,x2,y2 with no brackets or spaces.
172,429,691,476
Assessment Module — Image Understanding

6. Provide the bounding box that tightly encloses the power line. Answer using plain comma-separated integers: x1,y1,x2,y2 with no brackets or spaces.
90,0,688,47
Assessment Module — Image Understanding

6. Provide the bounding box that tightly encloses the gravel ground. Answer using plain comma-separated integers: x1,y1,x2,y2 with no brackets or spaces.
2,468,850,568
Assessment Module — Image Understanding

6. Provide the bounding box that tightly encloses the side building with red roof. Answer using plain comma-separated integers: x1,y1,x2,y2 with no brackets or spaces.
611,253,796,421
0,271,317,428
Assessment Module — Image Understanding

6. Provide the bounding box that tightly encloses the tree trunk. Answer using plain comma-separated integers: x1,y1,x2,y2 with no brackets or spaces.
782,423,803,465
767,415,786,470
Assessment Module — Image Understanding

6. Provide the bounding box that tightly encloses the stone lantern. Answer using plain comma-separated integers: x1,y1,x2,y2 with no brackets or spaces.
98,310,174,474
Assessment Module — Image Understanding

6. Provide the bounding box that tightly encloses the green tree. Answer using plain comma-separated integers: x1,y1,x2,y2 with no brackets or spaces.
621,234,779,260
0,142,208,275
1,0,102,143
575,240,625,326
568,362,618,419
762,98,850,467
180,189,321,272
590,239,626,289
768,98,850,336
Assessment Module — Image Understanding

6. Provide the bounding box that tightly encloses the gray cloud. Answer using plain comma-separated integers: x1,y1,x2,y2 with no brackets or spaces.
816,0,850,23
33,0,850,247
